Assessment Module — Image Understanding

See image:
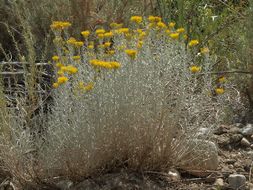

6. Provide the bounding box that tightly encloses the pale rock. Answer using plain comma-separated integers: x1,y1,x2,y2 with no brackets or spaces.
167,169,181,181
240,137,251,147
178,140,218,177
241,124,253,136
235,123,244,128
228,174,246,190
196,127,211,138
56,180,73,190
214,178,224,187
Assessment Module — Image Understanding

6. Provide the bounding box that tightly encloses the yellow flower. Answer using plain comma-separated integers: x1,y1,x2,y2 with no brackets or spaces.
52,55,60,61
165,29,171,34
88,44,94,49
95,28,106,34
137,41,143,49
130,16,143,24
110,22,123,29
104,31,114,38
170,33,180,40
148,16,161,22
56,62,64,68
168,22,176,28
81,30,90,38
89,59,112,69
218,76,226,83
139,31,146,40
50,21,71,30
176,27,185,33
117,28,130,34
215,88,225,95
109,61,121,69
57,76,68,84
104,42,111,48
200,47,209,54
190,66,201,73
66,65,78,74
97,33,104,39
60,66,68,72
189,40,199,47
84,82,94,91
57,70,64,76
157,21,167,29
52,82,59,88
106,50,115,55
125,49,137,60
67,37,77,45
73,55,81,61
74,41,84,47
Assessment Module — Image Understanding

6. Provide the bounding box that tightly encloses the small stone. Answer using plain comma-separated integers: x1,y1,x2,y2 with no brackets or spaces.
241,124,253,136
56,180,73,190
178,140,218,177
214,125,227,135
229,127,241,134
248,151,253,158
214,178,224,187
241,137,251,147
235,123,244,128
230,134,243,143
167,169,181,181
228,174,246,190
225,159,236,164
251,134,253,140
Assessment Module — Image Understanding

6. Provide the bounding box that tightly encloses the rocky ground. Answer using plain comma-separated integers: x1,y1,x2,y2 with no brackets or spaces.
1,123,253,190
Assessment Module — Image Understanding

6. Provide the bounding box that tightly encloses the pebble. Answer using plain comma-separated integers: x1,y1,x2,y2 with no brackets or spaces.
228,174,246,190
167,169,181,181
230,134,243,143
56,180,73,190
235,123,244,128
240,137,251,147
241,124,253,136
229,127,240,134
214,178,224,187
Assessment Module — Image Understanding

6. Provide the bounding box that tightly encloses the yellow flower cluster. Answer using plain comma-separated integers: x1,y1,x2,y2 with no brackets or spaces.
81,30,90,38
89,59,121,69
189,40,199,47
215,88,225,95
50,18,216,94
50,21,71,30
52,55,60,62
110,22,123,29
190,66,201,73
125,49,138,60
78,82,94,91
130,16,143,24
170,33,180,40
67,37,84,47
148,16,162,23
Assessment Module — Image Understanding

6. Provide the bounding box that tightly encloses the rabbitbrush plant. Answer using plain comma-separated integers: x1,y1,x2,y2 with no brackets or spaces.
0,16,243,185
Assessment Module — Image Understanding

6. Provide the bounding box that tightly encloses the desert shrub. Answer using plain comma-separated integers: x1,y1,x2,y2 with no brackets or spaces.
0,16,243,186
